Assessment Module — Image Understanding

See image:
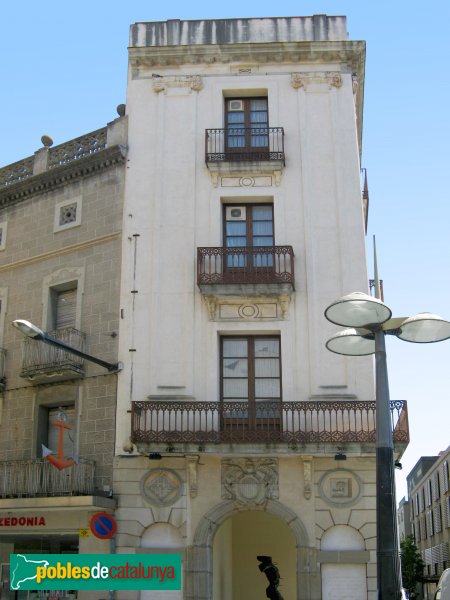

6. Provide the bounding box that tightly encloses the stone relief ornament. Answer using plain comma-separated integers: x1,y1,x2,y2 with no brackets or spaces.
302,456,312,500
141,468,183,506
222,458,278,505
318,468,363,507
152,75,203,93
290,72,343,90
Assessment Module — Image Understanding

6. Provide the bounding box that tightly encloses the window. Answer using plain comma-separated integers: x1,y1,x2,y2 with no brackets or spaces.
36,404,76,458
46,283,77,332
224,204,274,269
220,336,281,429
0,222,7,250
225,98,269,157
42,267,84,333
54,196,82,232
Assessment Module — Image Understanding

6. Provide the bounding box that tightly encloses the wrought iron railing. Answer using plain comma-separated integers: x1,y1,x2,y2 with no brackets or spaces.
131,400,409,445
0,458,95,497
197,246,295,288
20,327,86,378
205,128,285,163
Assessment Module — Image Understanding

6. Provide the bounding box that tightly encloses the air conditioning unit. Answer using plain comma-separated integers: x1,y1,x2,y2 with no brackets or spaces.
228,100,244,111
226,206,246,221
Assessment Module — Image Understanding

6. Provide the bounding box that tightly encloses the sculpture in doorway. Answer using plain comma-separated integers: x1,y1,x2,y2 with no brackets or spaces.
257,555,284,600
42,408,78,470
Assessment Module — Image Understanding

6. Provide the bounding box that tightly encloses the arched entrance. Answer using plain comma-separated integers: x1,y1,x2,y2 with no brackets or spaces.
213,510,296,600
185,499,319,600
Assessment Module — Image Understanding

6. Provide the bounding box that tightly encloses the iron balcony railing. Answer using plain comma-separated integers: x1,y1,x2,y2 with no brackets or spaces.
197,246,295,288
131,400,409,446
0,458,95,498
20,327,86,378
205,128,285,163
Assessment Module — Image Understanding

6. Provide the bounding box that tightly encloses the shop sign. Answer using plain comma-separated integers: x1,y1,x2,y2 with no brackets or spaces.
0,516,46,527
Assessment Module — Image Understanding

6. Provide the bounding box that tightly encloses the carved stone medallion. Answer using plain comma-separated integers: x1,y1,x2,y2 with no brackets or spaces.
318,468,363,507
222,458,278,505
141,468,183,506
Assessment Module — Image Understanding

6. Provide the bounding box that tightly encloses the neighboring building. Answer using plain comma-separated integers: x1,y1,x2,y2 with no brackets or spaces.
0,112,127,599
407,447,450,599
398,496,412,540
114,15,409,600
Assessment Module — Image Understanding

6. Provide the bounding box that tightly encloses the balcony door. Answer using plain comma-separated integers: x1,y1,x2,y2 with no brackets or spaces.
221,336,281,432
224,204,274,274
225,98,269,158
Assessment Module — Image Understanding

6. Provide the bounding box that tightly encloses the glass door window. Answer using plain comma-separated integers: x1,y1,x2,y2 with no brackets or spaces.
224,205,274,269
221,336,281,429
226,98,269,153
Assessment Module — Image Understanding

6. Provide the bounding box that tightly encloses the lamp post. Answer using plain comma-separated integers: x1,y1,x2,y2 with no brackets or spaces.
12,319,123,372
324,292,450,599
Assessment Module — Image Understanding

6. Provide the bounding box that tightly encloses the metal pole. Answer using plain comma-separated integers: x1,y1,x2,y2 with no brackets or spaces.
40,332,121,372
374,328,401,599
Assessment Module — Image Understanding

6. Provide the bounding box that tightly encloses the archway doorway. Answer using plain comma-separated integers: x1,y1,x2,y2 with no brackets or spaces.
213,510,296,600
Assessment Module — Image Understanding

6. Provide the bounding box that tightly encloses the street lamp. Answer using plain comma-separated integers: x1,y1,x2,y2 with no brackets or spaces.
12,319,123,372
324,292,450,599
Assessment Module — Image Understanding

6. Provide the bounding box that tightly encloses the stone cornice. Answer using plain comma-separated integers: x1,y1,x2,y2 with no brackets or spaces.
129,40,365,73
0,145,127,208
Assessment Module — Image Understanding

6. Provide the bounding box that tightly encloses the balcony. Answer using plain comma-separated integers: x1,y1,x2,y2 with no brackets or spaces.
0,458,95,498
197,246,295,298
131,399,409,456
20,327,86,384
205,127,285,180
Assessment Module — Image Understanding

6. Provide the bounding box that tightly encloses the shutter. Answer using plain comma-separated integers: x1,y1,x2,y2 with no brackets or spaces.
56,288,77,329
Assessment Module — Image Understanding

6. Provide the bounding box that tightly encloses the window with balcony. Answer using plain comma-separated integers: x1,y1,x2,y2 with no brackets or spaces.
205,94,284,167
221,336,281,430
225,98,269,159
20,273,85,383
224,203,274,269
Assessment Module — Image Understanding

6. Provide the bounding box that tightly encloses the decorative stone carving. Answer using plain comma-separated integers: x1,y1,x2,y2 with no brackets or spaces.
220,175,273,188
204,295,217,320
352,73,359,96
290,72,343,90
218,302,278,320
186,454,199,498
141,468,183,506
279,295,290,319
152,75,203,93
302,456,312,500
318,468,363,507
222,458,278,505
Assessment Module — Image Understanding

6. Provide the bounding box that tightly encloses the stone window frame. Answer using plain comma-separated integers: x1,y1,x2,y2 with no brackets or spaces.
32,384,81,459
0,222,7,250
53,196,82,233
42,267,85,332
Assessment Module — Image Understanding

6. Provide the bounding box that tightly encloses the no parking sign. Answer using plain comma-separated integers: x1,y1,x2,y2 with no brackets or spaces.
89,512,117,539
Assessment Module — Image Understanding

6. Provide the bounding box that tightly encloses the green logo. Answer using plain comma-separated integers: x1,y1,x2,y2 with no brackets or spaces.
10,554,182,590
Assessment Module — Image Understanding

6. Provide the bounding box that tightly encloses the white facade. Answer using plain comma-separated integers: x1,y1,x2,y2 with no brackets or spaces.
113,15,399,600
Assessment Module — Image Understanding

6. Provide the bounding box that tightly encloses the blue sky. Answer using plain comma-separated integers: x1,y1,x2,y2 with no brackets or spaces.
1,0,449,500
